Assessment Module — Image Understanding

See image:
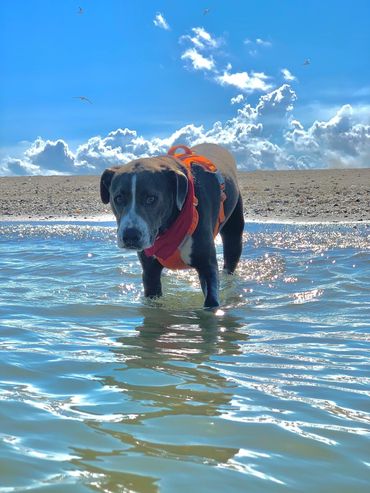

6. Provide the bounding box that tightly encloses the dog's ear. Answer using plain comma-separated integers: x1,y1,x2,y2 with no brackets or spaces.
174,170,188,210
100,167,119,204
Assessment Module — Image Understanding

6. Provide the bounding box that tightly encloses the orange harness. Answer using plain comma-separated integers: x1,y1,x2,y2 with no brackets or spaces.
144,145,226,270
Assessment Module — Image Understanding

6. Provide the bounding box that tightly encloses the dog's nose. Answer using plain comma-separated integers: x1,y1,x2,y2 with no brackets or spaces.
121,227,142,246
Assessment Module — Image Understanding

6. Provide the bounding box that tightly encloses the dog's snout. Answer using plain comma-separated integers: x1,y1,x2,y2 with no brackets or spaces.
121,227,142,247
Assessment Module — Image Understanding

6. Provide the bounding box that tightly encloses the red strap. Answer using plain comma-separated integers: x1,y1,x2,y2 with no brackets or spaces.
144,167,198,262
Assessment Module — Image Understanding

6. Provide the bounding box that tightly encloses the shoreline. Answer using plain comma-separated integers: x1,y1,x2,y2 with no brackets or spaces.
1,169,369,224
0,215,368,226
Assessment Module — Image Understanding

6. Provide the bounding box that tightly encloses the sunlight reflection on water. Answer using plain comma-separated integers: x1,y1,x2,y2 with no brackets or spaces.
0,221,369,492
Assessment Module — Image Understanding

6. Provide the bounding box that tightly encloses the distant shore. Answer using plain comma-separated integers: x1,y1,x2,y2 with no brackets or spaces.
0,169,369,223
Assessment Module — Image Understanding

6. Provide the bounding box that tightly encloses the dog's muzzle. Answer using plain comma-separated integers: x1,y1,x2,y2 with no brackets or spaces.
119,227,144,250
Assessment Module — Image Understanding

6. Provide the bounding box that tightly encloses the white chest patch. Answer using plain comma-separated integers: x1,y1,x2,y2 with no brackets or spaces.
179,236,193,265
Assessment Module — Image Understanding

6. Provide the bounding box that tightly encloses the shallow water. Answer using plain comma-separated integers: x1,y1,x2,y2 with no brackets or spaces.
0,221,369,493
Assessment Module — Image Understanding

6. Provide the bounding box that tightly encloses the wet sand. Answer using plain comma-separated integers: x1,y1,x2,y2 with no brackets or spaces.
0,169,369,222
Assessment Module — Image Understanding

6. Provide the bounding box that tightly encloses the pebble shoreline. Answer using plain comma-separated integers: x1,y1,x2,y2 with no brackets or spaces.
0,169,369,223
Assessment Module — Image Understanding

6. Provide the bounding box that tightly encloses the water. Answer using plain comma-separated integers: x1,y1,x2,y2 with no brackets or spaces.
0,221,369,493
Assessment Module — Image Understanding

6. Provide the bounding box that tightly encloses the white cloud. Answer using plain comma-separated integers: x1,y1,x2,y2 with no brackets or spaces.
180,27,275,95
285,104,370,168
153,12,170,30
256,38,271,47
181,48,215,71
230,94,244,105
192,27,218,48
75,136,128,171
216,66,273,93
281,68,297,82
2,86,370,176
0,140,77,176
24,138,76,173
180,26,222,73
164,124,206,148
1,158,42,176
256,84,297,119
291,119,304,130
75,128,165,172
180,27,220,72
0,138,78,175
180,26,219,50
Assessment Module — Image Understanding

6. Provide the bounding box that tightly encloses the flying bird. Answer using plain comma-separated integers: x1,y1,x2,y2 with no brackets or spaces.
77,7,84,15
73,96,93,104
303,58,311,66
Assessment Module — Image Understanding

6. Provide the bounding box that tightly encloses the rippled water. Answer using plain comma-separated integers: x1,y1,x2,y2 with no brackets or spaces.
0,221,369,492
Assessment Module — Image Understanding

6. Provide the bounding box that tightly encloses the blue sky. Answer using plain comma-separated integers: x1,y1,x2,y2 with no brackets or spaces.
1,0,369,174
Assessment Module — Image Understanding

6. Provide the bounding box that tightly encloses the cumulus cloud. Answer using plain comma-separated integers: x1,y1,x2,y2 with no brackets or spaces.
75,128,164,172
153,12,170,30
217,66,273,93
25,138,76,173
255,84,297,122
1,158,42,176
2,86,369,176
231,94,244,105
285,104,370,167
0,138,79,175
180,26,220,50
281,68,297,82
181,48,215,71
291,119,304,130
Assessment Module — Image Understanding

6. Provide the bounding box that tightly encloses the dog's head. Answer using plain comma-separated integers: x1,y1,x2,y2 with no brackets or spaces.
100,157,188,250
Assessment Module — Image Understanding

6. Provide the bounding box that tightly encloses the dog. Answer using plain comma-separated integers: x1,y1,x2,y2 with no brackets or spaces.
100,143,244,308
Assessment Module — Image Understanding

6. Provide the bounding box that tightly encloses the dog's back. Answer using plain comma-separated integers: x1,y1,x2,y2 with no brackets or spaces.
191,143,238,183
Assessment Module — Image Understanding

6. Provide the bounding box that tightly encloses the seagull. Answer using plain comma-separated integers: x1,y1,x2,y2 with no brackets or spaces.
203,8,210,15
73,96,93,104
303,58,311,66
77,6,84,15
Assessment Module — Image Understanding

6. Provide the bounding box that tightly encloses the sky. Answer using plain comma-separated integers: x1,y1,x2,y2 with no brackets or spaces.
0,0,369,175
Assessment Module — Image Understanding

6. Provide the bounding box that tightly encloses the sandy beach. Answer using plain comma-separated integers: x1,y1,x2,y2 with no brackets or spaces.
0,169,369,223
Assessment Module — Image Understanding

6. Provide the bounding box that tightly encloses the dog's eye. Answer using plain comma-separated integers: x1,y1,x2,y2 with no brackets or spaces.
145,195,157,205
114,194,126,206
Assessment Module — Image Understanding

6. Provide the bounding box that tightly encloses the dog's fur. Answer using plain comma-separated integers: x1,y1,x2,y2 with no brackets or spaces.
100,143,244,308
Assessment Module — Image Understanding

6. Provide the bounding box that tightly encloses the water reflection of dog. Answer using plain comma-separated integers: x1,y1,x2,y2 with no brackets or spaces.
133,306,248,361
80,310,249,489
102,308,249,419
102,307,249,401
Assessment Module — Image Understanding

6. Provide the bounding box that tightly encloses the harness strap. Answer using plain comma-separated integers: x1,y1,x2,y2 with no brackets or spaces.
168,145,217,171
168,145,226,238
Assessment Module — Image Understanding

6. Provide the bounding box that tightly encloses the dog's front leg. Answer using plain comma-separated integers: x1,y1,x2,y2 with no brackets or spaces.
193,248,220,309
138,252,164,298
196,265,220,309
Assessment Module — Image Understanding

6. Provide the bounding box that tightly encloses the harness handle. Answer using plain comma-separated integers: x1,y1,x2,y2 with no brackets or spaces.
168,145,193,157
